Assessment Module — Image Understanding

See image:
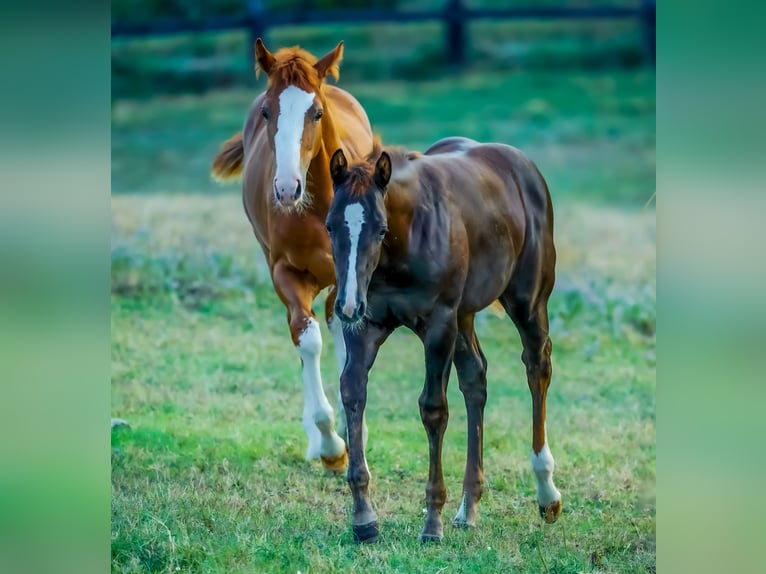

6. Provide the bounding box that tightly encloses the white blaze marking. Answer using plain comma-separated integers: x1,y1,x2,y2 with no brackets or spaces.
530,441,561,506
275,86,315,190
342,203,365,318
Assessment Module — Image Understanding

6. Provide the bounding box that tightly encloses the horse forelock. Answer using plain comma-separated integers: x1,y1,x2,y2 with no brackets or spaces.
264,47,322,92
342,143,417,197
343,163,375,198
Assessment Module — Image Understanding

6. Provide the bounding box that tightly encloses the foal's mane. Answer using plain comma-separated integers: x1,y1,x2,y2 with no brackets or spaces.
257,46,338,90
344,136,420,197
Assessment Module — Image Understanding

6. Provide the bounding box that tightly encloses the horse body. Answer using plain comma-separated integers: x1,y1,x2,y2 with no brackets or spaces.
326,137,561,543
212,40,373,472
371,139,540,322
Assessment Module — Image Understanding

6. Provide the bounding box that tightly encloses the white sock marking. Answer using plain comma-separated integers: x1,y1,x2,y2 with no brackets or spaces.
453,493,468,523
297,318,345,460
531,441,561,506
275,86,315,190
342,203,365,318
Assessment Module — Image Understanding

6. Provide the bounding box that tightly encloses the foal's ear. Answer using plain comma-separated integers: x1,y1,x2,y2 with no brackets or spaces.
374,152,392,191
254,38,275,78
314,41,344,81
330,148,347,185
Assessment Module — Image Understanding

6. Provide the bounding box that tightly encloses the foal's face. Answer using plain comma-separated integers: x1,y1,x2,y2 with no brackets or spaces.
255,39,343,209
326,149,392,324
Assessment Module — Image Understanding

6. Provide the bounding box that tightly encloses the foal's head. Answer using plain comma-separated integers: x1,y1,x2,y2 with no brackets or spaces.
255,38,344,209
326,148,392,324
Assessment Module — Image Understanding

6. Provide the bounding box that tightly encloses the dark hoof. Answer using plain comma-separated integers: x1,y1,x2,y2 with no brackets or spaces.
539,499,562,523
419,532,443,544
352,521,379,544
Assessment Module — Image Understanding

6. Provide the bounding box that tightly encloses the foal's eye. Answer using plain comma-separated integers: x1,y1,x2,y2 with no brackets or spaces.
261,108,269,120
314,109,323,121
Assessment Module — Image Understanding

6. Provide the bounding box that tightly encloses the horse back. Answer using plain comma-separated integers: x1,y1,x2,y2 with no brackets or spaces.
418,143,553,311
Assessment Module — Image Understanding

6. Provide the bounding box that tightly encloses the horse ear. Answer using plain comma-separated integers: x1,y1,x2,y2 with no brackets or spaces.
330,148,347,185
254,38,275,78
374,152,392,191
314,41,344,81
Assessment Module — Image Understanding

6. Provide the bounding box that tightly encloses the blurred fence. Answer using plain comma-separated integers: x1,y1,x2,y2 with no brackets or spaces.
111,0,655,67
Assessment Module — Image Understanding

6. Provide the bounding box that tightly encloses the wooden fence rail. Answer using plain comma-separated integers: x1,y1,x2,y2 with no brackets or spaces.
111,0,656,66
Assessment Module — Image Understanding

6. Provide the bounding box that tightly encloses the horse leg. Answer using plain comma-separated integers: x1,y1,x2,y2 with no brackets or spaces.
272,261,347,472
340,320,392,543
451,313,488,528
325,286,368,449
419,306,458,542
502,293,562,523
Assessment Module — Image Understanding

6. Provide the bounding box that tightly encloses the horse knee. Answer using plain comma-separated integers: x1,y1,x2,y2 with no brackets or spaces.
522,338,552,380
293,316,322,355
540,357,552,381
418,397,449,430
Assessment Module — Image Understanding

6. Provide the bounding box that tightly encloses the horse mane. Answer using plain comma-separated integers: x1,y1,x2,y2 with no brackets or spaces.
343,137,420,196
258,46,337,89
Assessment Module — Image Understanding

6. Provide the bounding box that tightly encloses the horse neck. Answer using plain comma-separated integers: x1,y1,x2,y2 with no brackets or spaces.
306,89,342,212
380,180,417,264
318,89,343,157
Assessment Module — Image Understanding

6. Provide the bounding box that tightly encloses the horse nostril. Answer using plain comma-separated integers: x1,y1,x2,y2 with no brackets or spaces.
334,300,343,317
357,301,366,317
293,180,302,200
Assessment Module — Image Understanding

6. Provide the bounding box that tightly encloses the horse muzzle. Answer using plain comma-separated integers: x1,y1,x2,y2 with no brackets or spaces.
335,298,367,324
273,177,303,207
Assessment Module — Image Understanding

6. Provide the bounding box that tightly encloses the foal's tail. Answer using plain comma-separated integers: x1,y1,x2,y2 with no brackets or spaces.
211,132,244,182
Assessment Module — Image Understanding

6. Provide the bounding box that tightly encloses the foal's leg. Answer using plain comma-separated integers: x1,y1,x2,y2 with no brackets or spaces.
419,306,458,542
340,321,392,543
504,296,562,523
452,313,488,528
272,262,347,472
325,286,367,449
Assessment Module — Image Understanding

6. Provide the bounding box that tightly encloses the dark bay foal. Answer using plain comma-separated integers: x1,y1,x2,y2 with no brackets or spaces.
326,137,562,543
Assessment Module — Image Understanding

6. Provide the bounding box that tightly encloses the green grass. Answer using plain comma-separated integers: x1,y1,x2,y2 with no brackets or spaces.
112,56,654,571
111,195,655,573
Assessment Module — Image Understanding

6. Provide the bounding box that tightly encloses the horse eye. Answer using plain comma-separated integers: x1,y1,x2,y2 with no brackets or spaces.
314,109,323,121
261,108,269,120
379,228,388,239
325,224,332,235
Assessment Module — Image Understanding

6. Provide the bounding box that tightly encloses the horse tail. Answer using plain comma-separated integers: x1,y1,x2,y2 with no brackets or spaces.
211,132,244,182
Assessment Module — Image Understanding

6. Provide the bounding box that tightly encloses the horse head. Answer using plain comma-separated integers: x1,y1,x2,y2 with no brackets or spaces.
326,147,392,324
255,38,344,209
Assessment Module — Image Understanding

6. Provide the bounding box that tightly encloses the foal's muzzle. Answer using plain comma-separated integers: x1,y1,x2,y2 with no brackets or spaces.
273,177,302,207
335,298,366,324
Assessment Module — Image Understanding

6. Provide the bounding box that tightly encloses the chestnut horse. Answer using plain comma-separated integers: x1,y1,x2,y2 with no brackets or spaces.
325,137,562,543
211,39,373,472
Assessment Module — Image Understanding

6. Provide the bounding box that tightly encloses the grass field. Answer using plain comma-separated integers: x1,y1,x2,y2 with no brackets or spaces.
111,63,655,572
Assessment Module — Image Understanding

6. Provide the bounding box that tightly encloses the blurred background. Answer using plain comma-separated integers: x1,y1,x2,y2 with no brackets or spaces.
111,0,655,205
111,2,655,571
